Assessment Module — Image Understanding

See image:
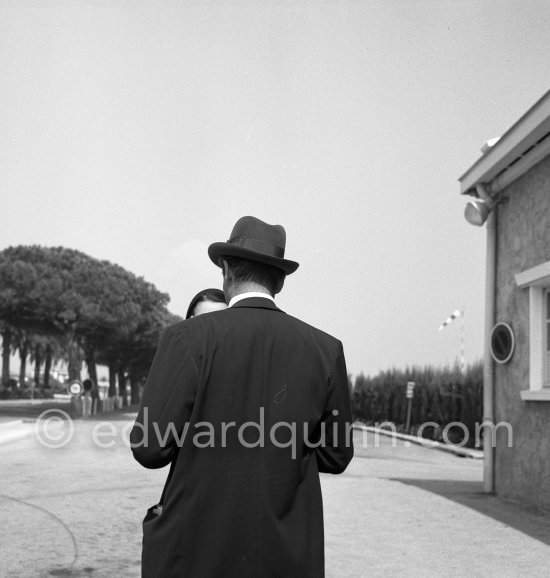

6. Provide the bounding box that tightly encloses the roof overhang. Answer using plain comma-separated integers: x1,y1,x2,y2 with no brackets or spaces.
459,90,550,197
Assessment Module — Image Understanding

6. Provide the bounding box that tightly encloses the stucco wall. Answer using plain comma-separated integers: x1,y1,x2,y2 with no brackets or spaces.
494,153,550,510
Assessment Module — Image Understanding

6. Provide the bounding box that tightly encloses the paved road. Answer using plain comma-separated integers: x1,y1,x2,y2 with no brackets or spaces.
1,412,550,577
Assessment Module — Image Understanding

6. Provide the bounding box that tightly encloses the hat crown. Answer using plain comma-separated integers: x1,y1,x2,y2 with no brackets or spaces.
208,215,299,274
227,216,286,258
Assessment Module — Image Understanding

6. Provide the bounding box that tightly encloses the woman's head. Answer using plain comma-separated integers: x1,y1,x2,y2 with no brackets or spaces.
185,288,227,319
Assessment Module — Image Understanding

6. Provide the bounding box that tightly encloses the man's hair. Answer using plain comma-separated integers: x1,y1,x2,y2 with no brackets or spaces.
223,257,285,296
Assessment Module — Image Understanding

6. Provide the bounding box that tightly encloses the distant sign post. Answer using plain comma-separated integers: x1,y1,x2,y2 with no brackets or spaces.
405,381,415,433
68,380,83,397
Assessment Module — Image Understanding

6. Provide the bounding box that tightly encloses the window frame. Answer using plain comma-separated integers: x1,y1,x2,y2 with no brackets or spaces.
546,288,550,387
515,260,550,401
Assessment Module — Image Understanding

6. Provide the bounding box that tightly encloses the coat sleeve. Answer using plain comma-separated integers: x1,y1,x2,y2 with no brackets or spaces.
315,341,354,474
130,326,199,469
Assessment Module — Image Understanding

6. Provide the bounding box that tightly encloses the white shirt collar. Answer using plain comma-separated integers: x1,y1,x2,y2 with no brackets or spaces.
228,292,276,308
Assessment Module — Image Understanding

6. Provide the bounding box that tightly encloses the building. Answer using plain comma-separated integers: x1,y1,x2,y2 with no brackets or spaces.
459,90,550,511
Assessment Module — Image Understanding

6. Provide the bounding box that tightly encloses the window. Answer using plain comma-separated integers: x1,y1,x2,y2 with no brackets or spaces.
515,260,550,400
546,289,550,387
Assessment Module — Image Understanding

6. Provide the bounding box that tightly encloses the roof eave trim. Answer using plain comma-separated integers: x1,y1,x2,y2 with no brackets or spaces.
459,90,550,195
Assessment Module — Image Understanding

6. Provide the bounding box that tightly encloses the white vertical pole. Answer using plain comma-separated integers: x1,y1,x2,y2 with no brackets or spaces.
461,306,465,375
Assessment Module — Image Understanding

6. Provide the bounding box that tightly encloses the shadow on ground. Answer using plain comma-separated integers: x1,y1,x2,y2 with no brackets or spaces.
0,401,139,421
100,407,139,421
392,478,550,547
0,401,73,420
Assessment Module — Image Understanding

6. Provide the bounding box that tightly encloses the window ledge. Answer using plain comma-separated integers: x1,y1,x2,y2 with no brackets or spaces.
521,390,550,401
516,261,550,288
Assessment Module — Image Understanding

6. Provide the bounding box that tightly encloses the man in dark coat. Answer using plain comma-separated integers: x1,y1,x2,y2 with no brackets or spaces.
131,216,354,578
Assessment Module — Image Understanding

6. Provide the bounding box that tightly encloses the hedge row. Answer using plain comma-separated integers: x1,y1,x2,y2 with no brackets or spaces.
351,361,483,447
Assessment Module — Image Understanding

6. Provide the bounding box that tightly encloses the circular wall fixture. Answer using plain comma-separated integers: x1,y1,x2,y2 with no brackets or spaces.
490,322,515,364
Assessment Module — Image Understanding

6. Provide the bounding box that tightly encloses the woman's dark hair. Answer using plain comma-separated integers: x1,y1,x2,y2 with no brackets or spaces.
223,257,285,297
185,288,226,319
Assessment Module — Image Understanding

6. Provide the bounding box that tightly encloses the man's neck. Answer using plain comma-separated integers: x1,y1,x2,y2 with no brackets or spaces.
225,283,271,303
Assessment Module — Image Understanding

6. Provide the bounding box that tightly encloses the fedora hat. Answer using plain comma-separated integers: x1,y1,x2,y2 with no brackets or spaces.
208,216,299,274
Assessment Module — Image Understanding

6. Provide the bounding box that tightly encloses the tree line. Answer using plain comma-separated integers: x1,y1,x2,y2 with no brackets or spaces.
0,245,180,403
351,361,483,447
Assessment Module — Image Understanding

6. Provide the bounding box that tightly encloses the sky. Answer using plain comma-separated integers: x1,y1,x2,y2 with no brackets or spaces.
1,0,550,378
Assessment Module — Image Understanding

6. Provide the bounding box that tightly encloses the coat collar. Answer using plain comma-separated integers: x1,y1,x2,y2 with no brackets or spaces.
228,291,275,307
230,296,282,312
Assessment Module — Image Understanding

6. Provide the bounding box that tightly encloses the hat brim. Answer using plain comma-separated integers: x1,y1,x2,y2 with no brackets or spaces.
208,243,299,275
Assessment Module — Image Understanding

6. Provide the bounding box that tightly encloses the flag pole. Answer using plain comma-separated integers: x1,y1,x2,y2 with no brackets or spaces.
439,308,466,373
461,306,465,375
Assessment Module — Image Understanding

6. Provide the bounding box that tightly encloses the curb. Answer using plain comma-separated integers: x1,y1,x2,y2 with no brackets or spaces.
0,421,36,446
0,418,66,448
0,403,137,448
352,422,483,459
0,420,24,428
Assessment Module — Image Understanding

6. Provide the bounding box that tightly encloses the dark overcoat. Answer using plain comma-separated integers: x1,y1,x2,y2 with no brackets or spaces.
131,297,354,578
